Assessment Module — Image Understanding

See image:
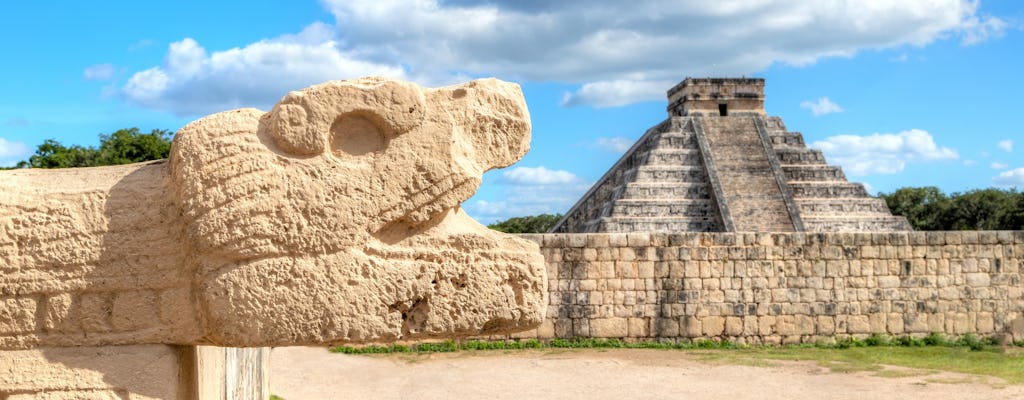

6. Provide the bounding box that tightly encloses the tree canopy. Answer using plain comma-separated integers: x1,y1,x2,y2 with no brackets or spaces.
879,186,1023,231
487,214,563,233
12,128,173,169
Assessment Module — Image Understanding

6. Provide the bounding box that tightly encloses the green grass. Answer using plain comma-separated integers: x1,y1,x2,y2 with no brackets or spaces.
701,346,1024,384
330,334,1024,384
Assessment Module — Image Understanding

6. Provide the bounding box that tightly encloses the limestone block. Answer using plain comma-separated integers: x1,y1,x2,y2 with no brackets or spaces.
847,316,870,334
0,77,546,349
704,317,729,337
0,345,184,399
590,318,629,338
724,317,744,336
965,273,991,287
681,316,703,337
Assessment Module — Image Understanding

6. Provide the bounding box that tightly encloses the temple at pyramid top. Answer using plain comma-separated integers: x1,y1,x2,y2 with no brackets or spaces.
550,77,911,233
667,77,766,117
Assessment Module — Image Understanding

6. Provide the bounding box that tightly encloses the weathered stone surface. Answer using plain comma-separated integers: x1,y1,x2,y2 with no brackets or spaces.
0,77,546,349
503,232,1024,344
0,345,184,399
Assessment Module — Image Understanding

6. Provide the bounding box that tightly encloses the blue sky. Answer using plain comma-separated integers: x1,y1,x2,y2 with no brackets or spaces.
1,1,1022,224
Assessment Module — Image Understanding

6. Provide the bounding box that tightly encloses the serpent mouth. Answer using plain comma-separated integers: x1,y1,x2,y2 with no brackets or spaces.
372,176,476,241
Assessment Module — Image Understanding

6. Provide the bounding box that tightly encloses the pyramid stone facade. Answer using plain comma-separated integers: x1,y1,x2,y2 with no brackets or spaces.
551,78,911,233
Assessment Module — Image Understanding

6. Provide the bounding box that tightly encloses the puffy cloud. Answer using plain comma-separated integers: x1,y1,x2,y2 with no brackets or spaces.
83,64,115,81
993,167,1024,188
800,97,844,116
326,0,1003,107
0,137,30,166
500,166,580,185
122,0,1007,113
466,165,591,223
991,161,1008,170
121,23,405,116
594,137,634,153
810,129,957,175
466,183,591,223
561,80,672,108
998,139,1013,152
959,11,1008,45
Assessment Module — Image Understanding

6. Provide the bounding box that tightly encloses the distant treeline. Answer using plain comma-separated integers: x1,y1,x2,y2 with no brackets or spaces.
1,128,172,169
487,214,562,233
484,187,1023,233
878,186,1023,231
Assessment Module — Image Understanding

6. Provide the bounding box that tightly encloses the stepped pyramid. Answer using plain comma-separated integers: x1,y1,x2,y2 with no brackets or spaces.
551,78,911,233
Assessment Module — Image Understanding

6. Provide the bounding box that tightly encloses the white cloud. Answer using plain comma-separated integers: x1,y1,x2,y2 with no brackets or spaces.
991,161,1008,170
83,64,115,81
467,166,591,223
500,166,580,185
993,167,1024,188
121,23,405,116
0,137,30,166
998,139,1013,152
800,97,844,116
810,129,958,175
959,12,1008,45
594,137,633,153
963,159,977,166
561,80,671,108
121,0,1007,113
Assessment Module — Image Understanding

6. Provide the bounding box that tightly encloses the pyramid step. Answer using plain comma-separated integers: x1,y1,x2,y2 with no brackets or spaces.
654,133,698,148
626,165,708,183
762,116,788,133
597,217,721,232
783,165,846,182
621,182,711,199
610,199,717,218
775,149,826,164
796,198,893,214
768,132,806,148
635,148,702,165
788,182,869,198
802,216,912,232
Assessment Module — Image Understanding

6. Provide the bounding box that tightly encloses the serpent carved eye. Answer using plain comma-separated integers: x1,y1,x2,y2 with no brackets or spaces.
331,112,387,156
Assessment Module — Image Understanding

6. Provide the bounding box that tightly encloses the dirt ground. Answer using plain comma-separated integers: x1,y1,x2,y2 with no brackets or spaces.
270,346,1023,400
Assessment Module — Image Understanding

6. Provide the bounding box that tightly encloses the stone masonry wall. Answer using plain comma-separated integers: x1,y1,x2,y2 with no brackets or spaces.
512,232,1024,344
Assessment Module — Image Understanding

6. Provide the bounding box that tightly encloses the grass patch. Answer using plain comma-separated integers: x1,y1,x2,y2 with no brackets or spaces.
329,334,1024,384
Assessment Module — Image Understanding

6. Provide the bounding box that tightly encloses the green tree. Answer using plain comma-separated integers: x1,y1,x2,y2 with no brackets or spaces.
487,214,563,233
880,186,1024,230
946,188,1023,230
95,128,173,166
16,139,98,169
878,186,951,230
15,128,173,169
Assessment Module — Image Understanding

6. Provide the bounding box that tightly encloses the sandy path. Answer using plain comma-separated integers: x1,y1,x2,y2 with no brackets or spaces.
270,346,1022,400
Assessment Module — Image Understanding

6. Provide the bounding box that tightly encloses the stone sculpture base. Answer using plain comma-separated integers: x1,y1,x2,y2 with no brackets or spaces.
0,345,268,399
